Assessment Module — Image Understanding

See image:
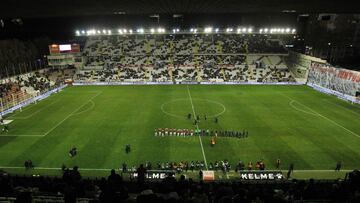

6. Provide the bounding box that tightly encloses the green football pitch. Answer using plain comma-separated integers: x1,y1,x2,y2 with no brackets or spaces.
1,85,360,179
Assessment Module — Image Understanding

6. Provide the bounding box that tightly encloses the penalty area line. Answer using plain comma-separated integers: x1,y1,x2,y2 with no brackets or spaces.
280,93,360,139
0,92,102,138
43,91,102,136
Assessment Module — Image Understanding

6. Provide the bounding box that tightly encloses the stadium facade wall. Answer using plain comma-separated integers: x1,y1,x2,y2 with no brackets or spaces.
0,84,67,116
284,52,360,104
308,62,360,96
284,51,326,83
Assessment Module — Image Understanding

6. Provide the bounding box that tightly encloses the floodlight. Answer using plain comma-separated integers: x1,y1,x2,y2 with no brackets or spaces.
248,28,253,33
242,28,246,32
75,30,80,35
215,28,219,33
190,28,197,33
176,28,180,32
292,29,296,33
264,28,268,33
129,29,133,34
204,27,213,33
102,30,107,34
81,30,86,34
150,28,155,33
118,29,123,34
108,30,112,34
286,28,290,33
259,29,263,33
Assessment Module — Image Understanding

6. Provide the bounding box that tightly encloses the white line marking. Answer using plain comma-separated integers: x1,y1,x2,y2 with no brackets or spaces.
281,93,360,139
186,85,208,169
292,170,350,172
1,92,101,138
9,100,59,119
160,98,189,119
161,98,226,119
289,100,318,116
0,134,44,137
43,91,102,136
71,100,96,117
323,99,360,117
7,103,37,118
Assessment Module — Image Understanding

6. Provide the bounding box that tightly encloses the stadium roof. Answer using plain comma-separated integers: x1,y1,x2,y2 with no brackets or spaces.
1,0,359,18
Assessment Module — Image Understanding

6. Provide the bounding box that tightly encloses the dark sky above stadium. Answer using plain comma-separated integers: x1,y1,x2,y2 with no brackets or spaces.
1,0,359,18
0,0,358,40
0,13,299,40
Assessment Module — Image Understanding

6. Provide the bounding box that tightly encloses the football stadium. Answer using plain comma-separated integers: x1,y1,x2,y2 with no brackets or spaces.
1,1,360,202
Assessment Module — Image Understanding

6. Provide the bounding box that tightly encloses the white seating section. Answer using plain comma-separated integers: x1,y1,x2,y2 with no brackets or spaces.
77,34,294,83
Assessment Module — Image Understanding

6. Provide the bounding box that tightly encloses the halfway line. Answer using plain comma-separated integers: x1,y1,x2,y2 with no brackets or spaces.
186,85,208,169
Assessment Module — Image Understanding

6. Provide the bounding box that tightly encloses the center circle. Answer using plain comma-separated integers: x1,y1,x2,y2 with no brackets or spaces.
161,98,226,119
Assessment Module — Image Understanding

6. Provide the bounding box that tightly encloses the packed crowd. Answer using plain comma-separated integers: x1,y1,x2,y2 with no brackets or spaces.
1,167,359,203
0,83,20,101
76,34,294,83
120,159,268,174
83,34,286,61
0,68,75,110
75,58,294,83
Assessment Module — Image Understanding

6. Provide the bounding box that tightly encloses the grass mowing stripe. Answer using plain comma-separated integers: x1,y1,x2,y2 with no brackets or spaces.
280,93,360,139
9,100,59,119
0,134,44,137
322,99,360,117
187,85,208,169
71,100,96,117
43,91,102,136
1,85,359,178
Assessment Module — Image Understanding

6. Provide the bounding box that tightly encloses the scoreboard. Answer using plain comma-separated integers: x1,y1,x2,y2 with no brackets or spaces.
49,44,80,55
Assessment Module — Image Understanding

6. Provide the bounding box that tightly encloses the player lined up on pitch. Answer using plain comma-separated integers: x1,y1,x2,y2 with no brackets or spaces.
154,128,249,139
0,116,9,133
188,113,219,125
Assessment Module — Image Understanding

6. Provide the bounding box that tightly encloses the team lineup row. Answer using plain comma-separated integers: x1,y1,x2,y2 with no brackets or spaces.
154,128,249,138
